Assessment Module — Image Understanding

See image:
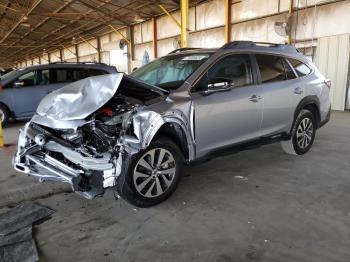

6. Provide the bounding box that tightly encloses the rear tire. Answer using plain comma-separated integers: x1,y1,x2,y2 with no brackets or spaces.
0,104,9,126
116,136,183,207
281,109,316,155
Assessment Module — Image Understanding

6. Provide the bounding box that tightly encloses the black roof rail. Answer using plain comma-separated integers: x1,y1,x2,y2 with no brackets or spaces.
221,41,256,49
221,41,300,54
168,48,202,54
50,61,108,66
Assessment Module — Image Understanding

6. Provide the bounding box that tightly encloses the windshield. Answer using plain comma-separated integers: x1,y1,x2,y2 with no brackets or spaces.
0,70,17,81
130,53,212,90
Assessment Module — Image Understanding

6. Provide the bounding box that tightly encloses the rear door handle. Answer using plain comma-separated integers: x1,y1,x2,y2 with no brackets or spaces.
249,94,262,103
294,87,303,95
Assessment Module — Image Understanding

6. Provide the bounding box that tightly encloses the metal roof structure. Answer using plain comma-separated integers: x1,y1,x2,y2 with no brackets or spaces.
0,0,204,68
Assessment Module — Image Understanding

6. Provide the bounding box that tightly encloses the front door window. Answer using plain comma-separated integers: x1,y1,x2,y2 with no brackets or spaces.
193,55,253,92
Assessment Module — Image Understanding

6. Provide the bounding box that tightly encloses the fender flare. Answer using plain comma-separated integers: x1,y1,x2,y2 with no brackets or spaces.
292,95,320,132
160,117,196,162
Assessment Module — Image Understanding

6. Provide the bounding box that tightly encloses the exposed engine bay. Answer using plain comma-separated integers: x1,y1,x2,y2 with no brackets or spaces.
12,73,194,199
80,95,137,154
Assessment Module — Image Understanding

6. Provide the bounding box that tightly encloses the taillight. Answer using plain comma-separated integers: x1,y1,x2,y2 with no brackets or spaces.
0,84,3,92
324,79,331,89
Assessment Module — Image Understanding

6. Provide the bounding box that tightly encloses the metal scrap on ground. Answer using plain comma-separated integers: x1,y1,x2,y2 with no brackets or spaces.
0,201,55,262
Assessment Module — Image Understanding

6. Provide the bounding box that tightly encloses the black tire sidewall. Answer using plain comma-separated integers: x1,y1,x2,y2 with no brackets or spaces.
0,104,9,126
117,136,183,207
292,110,316,155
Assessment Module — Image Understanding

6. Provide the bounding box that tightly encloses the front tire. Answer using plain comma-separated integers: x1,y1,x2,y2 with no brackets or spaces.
116,136,183,207
281,109,317,155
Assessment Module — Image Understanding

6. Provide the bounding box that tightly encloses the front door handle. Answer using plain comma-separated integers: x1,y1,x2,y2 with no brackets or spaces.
249,94,262,103
294,87,303,95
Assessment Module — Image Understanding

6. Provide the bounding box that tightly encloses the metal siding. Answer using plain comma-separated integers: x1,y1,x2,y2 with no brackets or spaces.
336,35,350,111
316,34,350,111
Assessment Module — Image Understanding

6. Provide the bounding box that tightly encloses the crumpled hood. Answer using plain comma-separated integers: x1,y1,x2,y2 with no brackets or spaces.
36,73,123,121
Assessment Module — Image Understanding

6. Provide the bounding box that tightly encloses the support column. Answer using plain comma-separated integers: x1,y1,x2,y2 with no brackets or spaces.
152,17,158,58
59,49,63,62
225,0,232,43
126,26,133,73
97,36,101,63
130,25,135,61
75,44,79,62
288,0,294,44
181,0,189,48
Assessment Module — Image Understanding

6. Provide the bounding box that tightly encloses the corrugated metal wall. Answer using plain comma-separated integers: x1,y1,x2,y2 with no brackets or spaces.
15,0,350,80
315,34,350,111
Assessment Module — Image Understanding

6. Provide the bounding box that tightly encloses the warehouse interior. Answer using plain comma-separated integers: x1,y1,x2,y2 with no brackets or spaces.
0,0,350,261
1,0,350,110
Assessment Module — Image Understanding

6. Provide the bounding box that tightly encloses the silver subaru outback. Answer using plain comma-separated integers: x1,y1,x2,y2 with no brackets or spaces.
13,41,331,207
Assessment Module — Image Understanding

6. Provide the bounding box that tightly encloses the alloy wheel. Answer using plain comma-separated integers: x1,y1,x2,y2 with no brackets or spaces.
133,148,176,198
296,117,314,149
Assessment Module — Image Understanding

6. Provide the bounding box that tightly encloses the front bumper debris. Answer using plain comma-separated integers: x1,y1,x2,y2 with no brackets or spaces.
13,122,121,199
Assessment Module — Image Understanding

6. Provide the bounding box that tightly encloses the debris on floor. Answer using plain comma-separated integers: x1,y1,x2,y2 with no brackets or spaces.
234,175,248,181
0,201,55,262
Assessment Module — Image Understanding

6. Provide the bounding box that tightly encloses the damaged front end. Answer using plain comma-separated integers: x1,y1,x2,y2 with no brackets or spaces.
13,73,189,199
13,113,124,199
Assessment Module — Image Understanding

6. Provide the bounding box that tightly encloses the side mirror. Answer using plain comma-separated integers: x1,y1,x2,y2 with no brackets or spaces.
14,80,24,87
208,81,230,89
204,81,233,95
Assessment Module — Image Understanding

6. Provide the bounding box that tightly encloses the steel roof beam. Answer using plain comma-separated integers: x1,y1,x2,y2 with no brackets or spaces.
0,0,43,44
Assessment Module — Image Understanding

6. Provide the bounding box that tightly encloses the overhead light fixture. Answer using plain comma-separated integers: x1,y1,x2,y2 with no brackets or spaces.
134,15,144,23
20,23,31,28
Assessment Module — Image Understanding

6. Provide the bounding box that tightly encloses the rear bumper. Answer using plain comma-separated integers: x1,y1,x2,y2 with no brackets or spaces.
319,107,331,128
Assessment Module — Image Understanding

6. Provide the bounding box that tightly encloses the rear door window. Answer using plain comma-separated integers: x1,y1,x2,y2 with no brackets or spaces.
287,58,312,77
255,54,296,83
50,69,71,83
73,69,89,81
50,68,108,84
88,68,108,76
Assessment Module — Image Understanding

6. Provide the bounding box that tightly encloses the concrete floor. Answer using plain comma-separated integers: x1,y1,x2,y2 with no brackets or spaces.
1,111,350,262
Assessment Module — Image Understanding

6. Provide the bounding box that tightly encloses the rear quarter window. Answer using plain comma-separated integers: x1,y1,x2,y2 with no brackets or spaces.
287,58,312,77
50,68,108,83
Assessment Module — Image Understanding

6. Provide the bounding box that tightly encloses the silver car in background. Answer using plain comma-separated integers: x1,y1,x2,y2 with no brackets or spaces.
13,41,331,207
0,62,117,125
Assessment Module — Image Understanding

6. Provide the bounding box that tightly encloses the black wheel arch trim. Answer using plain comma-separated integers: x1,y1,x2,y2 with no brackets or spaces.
153,122,189,163
0,101,12,118
293,96,321,130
